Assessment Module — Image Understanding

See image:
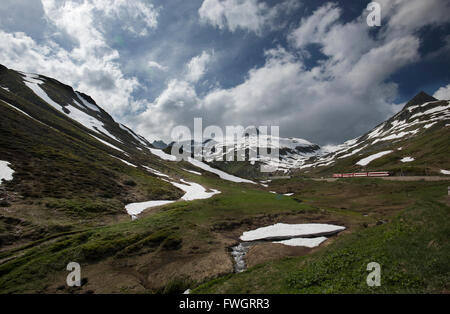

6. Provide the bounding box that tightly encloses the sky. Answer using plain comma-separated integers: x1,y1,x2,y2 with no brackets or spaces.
0,0,449,145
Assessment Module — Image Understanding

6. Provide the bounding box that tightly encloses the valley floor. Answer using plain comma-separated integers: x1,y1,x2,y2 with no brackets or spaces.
0,176,449,294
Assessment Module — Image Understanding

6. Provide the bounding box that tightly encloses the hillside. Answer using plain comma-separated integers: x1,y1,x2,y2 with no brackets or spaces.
297,92,450,177
185,91,450,179
0,65,448,294
0,64,198,246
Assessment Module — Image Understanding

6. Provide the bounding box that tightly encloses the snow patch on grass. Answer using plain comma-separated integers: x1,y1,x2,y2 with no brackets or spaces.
273,236,328,248
91,135,125,153
182,168,202,176
356,150,393,166
424,122,437,129
400,157,415,163
125,200,175,216
187,157,256,184
109,155,137,167
171,179,220,201
142,166,170,178
0,161,14,183
240,223,345,241
149,148,177,161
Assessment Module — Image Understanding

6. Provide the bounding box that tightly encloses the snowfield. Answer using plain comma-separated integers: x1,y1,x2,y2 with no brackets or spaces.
171,179,221,201
240,223,346,241
91,135,125,153
0,161,14,183
142,166,170,178
273,236,328,248
149,148,177,161
187,157,256,184
125,200,175,216
147,148,255,184
182,168,202,175
22,72,122,143
125,171,221,218
75,92,100,112
109,155,137,167
356,150,393,166
400,157,415,163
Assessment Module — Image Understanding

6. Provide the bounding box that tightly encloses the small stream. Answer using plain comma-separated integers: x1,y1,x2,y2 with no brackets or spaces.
229,223,346,273
230,242,254,273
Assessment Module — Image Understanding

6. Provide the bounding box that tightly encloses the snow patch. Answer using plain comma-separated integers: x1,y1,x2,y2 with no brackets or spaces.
149,148,177,161
356,151,393,166
142,166,170,178
400,157,414,163
109,155,137,167
91,135,125,153
182,168,202,175
273,236,327,248
171,179,220,201
125,200,175,216
23,73,122,143
0,161,14,183
424,122,437,129
119,124,148,146
372,131,418,144
75,92,100,112
187,158,256,184
240,223,345,242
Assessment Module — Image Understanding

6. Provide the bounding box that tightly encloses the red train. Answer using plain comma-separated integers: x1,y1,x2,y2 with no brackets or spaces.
333,171,390,178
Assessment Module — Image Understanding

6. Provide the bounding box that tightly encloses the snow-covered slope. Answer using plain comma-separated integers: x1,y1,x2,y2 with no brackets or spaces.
171,134,323,174
0,64,255,187
0,65,152,155
298,92,450,172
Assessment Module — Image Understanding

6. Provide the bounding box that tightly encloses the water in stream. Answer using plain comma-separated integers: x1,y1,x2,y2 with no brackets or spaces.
230,242,254,273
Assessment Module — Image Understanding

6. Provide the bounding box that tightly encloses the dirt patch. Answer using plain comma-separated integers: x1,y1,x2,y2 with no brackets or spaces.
146,250,233,291
246,242,312,268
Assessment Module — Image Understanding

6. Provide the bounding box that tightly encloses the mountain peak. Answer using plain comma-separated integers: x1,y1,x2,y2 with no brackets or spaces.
403,91,437,110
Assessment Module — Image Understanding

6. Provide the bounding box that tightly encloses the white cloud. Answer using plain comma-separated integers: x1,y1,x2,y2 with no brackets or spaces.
433,84,450,100
135,79,202,142
198,0,283,34
289,3,341,50
138,1,448,144
148,61,167,71
0,0,160,117
377,0,450,36
185,50,213,83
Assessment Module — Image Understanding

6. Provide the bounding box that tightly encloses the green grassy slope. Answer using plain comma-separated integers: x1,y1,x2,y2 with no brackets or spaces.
0,176,311,293
0,68,185,249
194,179,450,294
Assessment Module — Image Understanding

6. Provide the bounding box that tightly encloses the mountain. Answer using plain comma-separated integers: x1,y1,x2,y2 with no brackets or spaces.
151,140,168,149
0,64,189,230
0,64,263,293
1,64,449,294
171,91,449,179
295,91,450,176
0,63,257,228
170,133,324,178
